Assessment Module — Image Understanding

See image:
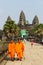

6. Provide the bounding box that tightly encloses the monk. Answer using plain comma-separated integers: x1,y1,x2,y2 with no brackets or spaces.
15,39,24,61
8,40,15,61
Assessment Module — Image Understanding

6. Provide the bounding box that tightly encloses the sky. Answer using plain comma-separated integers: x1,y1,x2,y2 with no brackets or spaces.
0,0,43,29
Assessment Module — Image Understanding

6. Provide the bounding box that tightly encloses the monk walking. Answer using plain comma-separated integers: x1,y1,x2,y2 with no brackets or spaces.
15,39,24,61
8,40,15,61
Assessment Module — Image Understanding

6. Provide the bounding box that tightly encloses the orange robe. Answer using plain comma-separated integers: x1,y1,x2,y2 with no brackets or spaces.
8,41,15,58
15,41,24,60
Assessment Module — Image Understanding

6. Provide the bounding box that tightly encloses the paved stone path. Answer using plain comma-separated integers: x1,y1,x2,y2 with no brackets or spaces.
2,41,43,65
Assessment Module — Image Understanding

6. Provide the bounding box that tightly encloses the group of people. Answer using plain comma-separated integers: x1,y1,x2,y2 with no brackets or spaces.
7,39,24,61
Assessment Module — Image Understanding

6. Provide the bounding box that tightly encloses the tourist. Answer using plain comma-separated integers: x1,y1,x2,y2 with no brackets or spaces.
30,39,34,47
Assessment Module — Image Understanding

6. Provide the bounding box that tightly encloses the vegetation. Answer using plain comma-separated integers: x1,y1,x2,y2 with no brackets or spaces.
29,24,43,36
3,16,20,39
0,30,3,39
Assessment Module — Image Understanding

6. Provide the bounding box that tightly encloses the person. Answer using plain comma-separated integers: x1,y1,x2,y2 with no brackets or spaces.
30,39,34,47
7,40,15,61
15,39,24,61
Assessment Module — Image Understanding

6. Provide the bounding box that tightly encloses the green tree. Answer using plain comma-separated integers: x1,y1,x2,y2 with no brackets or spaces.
3,16,20,38
29,24,43,36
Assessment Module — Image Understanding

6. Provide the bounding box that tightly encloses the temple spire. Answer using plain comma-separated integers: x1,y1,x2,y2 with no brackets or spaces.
19,10,26,25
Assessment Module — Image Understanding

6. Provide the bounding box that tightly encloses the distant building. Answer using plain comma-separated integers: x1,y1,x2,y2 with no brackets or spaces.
18,11,32,31
18,11,26,26
7,16,12,21
32,15,39,25
18,11,39,33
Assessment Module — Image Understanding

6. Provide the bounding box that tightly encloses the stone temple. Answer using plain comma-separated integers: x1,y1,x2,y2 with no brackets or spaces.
18,10,39,32
18,11,26,26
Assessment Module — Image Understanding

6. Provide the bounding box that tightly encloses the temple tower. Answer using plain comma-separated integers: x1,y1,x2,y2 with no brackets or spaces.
19,11,26,25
